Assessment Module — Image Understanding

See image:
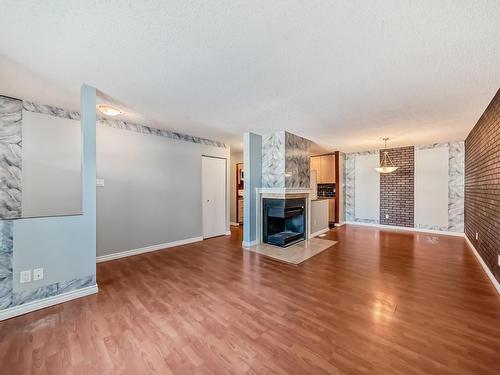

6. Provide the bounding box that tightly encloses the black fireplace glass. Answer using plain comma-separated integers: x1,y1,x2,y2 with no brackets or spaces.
263,198,306,247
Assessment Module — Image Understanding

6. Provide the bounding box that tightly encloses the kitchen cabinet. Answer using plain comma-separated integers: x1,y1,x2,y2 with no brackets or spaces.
328,199,336,223
310,154,335,184
310,156,321,182
320,155,335,183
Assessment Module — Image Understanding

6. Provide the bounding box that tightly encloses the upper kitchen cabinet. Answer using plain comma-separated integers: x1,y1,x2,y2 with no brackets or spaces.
310,155,322,182
311,154,335,184
320,154,335,183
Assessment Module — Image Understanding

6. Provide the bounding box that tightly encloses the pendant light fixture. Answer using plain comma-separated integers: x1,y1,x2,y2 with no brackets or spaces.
375,138,398,174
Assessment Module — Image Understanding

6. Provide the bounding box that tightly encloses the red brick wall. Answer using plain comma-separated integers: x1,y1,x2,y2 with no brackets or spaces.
465,89,500,283
380,146,415,227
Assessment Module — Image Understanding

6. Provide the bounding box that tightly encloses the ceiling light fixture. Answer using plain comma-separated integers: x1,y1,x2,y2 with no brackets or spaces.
96,104,122,116
375,138,398,174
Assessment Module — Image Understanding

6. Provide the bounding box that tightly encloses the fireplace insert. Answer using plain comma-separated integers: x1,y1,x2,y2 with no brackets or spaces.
262,198,306,247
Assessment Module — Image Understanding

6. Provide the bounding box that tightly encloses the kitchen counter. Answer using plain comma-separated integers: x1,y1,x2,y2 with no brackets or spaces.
310,199,329,236
313,196,336,224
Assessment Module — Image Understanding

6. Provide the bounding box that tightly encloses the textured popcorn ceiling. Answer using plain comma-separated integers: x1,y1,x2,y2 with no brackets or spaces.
0,1,499,152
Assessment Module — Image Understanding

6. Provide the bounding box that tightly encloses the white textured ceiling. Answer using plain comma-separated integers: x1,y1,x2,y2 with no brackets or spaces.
1,1,499,152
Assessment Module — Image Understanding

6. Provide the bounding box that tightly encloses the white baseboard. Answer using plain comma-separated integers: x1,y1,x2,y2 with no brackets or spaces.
345,221,465,237
311,227,330,238
464,235,500,295
0,284,98,321
335,222,346,227
242,240,259,248
230,222,240,226
97,236,203,263
226,230,231,235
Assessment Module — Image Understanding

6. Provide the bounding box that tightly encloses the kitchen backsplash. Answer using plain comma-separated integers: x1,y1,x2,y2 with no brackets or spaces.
317,183,335,197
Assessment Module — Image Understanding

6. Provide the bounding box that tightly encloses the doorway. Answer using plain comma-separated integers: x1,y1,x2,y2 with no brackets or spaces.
202,156,227,239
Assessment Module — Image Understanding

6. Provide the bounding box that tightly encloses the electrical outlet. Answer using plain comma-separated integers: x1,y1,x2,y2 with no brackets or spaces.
33,268,44,281
475,232,479,240
96,178,105,187
20,270,31,283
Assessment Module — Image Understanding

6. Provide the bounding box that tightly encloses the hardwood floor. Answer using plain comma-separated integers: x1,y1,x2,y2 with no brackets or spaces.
1,225,499,374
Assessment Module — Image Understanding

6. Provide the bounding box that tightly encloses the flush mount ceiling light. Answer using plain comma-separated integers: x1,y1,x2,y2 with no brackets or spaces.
96,104,122,116
375,138,399,174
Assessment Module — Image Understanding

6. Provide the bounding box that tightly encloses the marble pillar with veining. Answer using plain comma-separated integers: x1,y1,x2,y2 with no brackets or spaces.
448,142,464,232
284,132,310,188
262,131,286,188
345,154,355,222
340,152,347,222
262,131,311,188
0,96,22,219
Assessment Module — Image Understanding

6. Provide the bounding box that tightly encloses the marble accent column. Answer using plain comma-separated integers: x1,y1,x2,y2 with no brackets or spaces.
261,131,311,188
285,132,310,188
448,142,465,232
262,131,285,188
0,96,22,219
345,154,355,221
340,152,347,222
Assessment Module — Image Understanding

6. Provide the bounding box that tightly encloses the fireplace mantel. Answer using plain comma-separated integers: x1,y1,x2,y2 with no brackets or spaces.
256,188,313,195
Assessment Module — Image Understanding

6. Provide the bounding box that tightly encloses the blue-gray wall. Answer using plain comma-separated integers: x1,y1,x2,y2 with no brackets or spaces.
243,132,262,245
1,85,97,309
96,124,230,257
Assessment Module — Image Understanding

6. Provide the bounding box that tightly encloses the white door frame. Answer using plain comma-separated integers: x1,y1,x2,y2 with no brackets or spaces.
201,155,228,239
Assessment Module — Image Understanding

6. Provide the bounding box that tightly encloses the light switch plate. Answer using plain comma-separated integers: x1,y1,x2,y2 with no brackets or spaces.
96,179,105,187
20,270,31,283
33,268,44,281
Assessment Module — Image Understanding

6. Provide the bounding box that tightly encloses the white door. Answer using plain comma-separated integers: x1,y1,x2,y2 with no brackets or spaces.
202,156,227,239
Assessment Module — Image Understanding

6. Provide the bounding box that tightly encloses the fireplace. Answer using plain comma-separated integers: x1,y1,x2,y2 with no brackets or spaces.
262,198,306,247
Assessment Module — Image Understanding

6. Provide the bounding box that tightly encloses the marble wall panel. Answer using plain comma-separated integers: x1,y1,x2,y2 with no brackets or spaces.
10,275,95,307
262,131,286,188
284,132,310,188
415,142,464,232
345,150,379,223
0,220,13,309
448,142,465,232
0,96,22,219
345,154,355,221
340,152,347,221
346,143,464,232
23,100,227,148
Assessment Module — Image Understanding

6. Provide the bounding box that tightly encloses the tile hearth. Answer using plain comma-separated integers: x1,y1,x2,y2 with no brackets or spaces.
247,237,337,265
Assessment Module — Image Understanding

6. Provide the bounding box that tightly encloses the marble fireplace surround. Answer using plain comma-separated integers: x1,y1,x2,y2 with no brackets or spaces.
253,188,313,246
